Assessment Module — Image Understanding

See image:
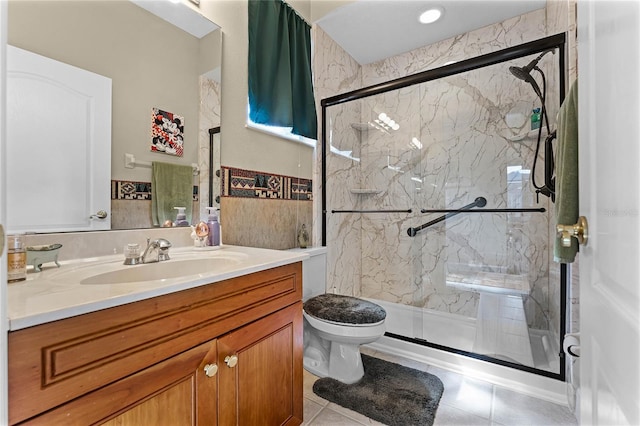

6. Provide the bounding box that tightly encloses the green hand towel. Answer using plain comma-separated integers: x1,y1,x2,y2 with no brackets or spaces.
151,161,194,227
554,80,579,263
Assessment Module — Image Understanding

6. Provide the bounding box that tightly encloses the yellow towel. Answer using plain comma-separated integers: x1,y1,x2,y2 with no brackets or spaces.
151,162,194,226
554,81,579,263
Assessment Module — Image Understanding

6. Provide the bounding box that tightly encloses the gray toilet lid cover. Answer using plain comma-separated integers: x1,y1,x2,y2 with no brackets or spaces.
304,294,386,325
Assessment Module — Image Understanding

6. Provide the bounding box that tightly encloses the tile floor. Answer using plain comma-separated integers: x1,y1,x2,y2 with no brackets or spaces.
302,347,578,426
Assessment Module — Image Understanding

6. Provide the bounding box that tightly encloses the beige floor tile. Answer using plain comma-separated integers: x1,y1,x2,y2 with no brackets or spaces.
303,369,330,406
427,365,493,420
308,407,368,426
492,387,578,425
326,402,386,425
433,403,492,425
303,398,326,425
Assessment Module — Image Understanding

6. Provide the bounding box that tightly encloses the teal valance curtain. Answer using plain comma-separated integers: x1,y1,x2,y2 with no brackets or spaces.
248,0,317,140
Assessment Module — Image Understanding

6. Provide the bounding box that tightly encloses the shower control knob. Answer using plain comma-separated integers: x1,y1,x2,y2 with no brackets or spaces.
224,355,238,368
556,216,588,247
204,363,218,377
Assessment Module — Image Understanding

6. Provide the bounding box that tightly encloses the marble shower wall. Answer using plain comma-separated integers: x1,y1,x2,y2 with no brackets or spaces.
318,2,575,332
355,58,556,325
313,26,364,295
198,75,222,220
325,71,554,322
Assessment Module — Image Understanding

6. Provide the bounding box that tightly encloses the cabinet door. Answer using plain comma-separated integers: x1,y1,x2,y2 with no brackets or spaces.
23,340,218,426
218,302,303,426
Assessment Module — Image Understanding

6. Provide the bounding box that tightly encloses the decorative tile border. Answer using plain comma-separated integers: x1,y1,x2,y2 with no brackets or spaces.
111,180,199,201
221,166,312,201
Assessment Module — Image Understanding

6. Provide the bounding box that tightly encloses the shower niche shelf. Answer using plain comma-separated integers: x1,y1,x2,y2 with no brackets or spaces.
350,123,373,131
349,188,382,195
507,128,548,142
350,123,390,134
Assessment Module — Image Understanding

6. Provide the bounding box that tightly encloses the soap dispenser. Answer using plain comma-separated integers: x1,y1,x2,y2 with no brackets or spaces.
174,207,189,227
205,207,220,247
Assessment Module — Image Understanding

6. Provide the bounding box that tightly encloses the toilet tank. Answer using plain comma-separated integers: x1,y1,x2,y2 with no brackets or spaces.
287,247,327,301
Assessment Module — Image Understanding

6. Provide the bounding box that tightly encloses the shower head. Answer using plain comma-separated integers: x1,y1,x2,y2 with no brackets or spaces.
509,49,554,80
509,50,554,100
509,65,543,99
508,65,534,82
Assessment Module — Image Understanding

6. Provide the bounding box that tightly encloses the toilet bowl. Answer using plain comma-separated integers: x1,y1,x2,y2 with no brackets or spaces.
303,293,386,384
287,247,386,384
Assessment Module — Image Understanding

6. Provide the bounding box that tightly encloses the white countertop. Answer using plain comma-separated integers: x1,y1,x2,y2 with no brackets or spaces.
7,245,308,331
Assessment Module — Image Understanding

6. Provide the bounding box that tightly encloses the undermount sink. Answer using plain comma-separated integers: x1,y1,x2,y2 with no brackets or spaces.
81,257,240,285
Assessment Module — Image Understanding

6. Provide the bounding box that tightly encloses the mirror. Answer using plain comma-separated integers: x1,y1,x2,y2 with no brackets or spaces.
7,0,221,232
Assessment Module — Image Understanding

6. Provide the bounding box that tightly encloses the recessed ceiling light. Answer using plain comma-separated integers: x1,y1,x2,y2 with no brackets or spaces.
419,7,443,24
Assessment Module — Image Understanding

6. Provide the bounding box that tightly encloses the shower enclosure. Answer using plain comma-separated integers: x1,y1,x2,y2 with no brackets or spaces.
321,34,567,379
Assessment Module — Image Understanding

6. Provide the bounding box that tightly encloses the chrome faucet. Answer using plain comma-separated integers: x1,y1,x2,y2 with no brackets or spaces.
141,238,172,263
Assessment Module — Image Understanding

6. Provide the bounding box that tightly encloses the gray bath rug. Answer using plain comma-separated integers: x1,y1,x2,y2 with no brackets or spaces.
312,354,444,426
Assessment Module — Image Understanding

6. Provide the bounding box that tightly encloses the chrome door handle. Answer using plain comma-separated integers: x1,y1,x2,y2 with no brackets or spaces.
557,216,588,247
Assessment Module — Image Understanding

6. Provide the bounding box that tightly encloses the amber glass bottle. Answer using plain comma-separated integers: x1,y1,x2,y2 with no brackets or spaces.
7,234,27,283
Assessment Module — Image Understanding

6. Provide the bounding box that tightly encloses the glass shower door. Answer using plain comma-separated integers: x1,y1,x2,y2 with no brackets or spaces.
322,37,566,377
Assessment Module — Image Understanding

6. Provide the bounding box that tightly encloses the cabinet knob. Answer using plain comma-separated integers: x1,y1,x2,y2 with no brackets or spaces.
204,363,218,377
224,355,238,368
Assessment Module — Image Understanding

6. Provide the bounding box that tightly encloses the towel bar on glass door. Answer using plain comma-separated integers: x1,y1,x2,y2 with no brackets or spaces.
331,209,412,213
408,198,546,237
124,153,200,175
420,208,546,213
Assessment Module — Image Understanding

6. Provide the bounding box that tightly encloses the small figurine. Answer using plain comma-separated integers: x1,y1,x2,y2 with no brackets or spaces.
191,223,209,247
297,224,309,249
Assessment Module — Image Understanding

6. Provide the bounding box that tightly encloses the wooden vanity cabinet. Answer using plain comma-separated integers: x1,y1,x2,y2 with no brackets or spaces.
8,262,303,426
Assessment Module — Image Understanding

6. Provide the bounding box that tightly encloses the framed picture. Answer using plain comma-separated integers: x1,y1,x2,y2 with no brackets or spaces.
151,108,184,156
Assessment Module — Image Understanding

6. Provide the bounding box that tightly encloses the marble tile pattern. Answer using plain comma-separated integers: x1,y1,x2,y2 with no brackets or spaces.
351,61,555,324
316,1,575,358
198,74,221,220
313,25,365,295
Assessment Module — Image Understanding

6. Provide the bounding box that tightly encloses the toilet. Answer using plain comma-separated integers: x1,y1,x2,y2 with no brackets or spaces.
293,247,386,384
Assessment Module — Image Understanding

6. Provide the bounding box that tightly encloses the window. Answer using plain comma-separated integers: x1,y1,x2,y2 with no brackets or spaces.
247,0,317,141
